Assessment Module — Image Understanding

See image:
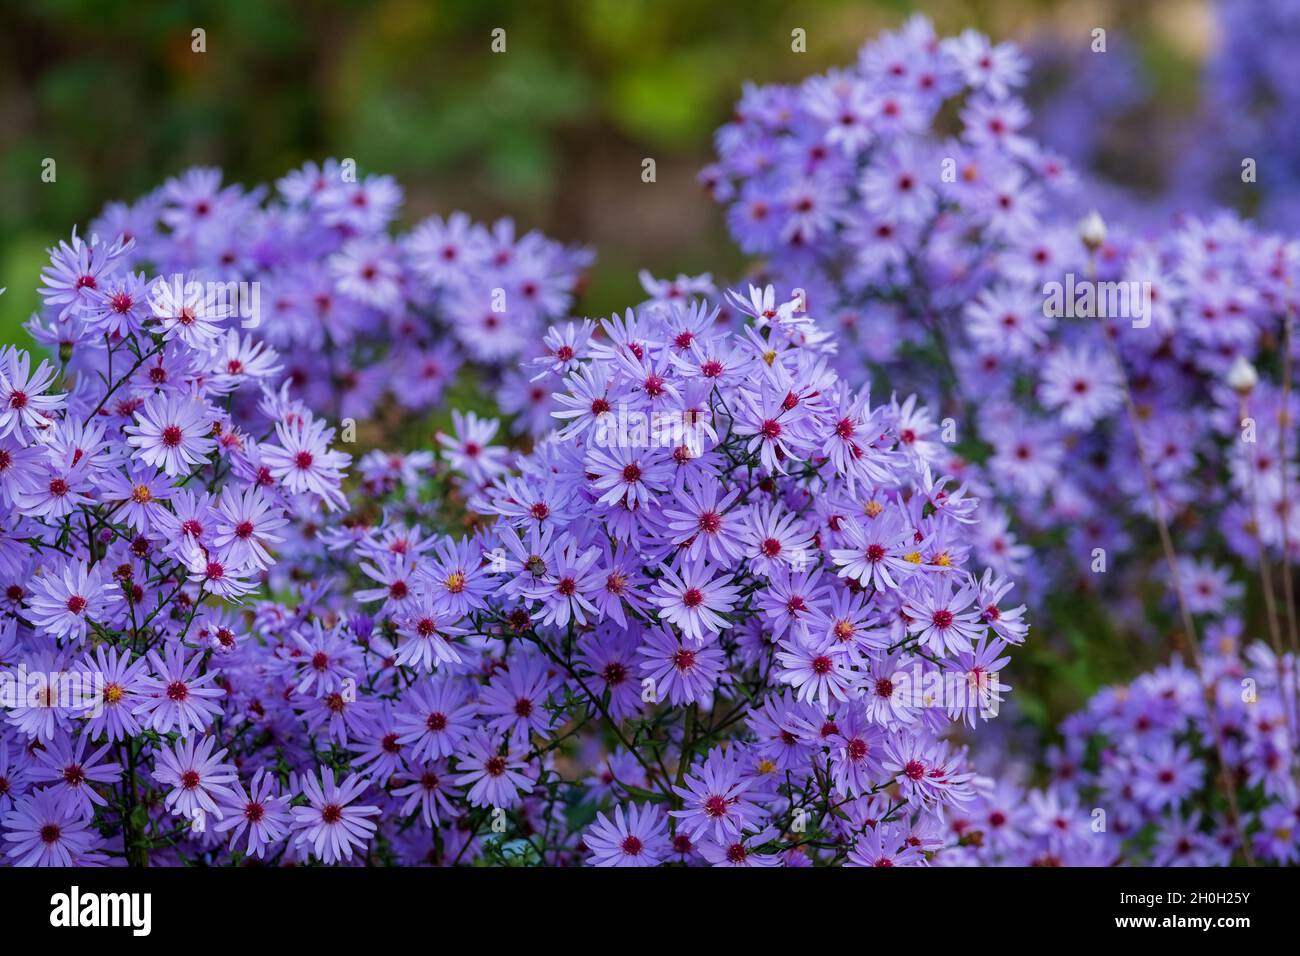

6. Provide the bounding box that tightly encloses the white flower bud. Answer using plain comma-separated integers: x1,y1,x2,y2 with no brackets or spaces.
1226,355,1259,394
1079,210,1107,251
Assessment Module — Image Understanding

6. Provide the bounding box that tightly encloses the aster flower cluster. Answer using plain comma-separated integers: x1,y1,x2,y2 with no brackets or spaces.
701,13,1300,649
957,210,1300,865
2,13,1296,871
702,13,1073,394
80,160,590,427
0,229,355,864
304,281,1029,867
704,15,1300,867
701,15,1079,592
0,149,1033,865
1012,2,1300,229
946,630,1299,867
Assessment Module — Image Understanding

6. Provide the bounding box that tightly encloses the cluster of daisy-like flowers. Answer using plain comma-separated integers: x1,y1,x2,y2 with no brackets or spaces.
701,14,1079,594
705,15,1300,866
298,280,1029,867
0,223,357,864
944,214,1300,866
3,13,1296,870
944,627,1300,867
0,147,1031,865
82,160,590,429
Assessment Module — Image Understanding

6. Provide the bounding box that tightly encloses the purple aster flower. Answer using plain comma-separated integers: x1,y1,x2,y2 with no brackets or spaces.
395,677,477,761
151,734,238,822
124,391,218,477
393,590,466,673
670,746,763,844
827,707,885,797
38,228,131,320
576,624,643,721
525,536,603,628
0,737,33,814
392,761,460,827
1038,345,1123,429
147,272,232,347
588,540,652,627
774,631,856,710
77,645,150,743
437,410,508,485
133,644,225,738
0,347,64,444
25,558,119,645
740,501,815,576
452,730,536,808
732,383,812,474
284,620,362,698
213,769,293,860
636,623,725,706
649,556,740,644
211,484,287,571
845,822,928,867
477,653,558,743
13,449,96,520
98,465,175,534
330,237,404,310
586,443,673,511
82,270,153,337
584,802,672,867
260,413,350,510
699,827,782,867
2,786,99,866
829,506,920,593
881,734,975,810
290,767,381,865
420,536,492,617
30,733,121,817
902,572,985,656
1131,741,1204,813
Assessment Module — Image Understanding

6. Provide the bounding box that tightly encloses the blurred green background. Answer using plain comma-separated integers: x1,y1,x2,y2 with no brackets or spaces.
0,0,1212,338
